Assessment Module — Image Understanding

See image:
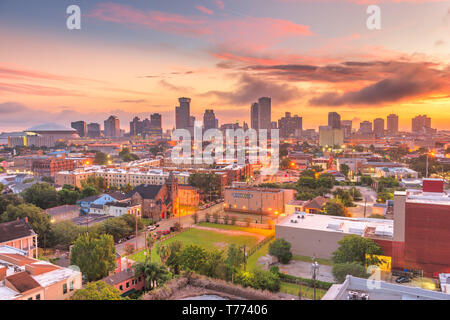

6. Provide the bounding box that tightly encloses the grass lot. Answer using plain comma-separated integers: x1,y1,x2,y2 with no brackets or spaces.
246,240,272,271
280,281,327,300
197,222,274,237
129,227,262,264
292,255,333,266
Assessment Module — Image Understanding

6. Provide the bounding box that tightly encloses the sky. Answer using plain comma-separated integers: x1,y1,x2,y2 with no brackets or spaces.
0,0,449,132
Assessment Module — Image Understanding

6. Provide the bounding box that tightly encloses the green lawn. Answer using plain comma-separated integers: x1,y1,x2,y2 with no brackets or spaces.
246,240,273,271
129,227,261,264
280,282,327,300
197,222,274,237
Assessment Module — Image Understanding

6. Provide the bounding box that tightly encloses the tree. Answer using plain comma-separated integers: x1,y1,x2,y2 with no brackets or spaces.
188,173,221,201
21,183,60,209
234,269,281,293
377,191,394,203
98,218,132,242
70,281,124,300
360,176,373,186
340,164,350,178
332,262,368,283
280,157,291,170
322,200,348,217
332,235,383,266
0,183,4,194
94,152,108,165
225,244,244,282
300,169,316,178
58,185,81,205
124,243,135,256
134,258,170,292
119,148,139,162
192,212,199,224
296,176,317,189
165,241,183,274
201,249,227,280
268,238,292,264
70,233,117,282
317,173,335,189
332,188,355,207
146,234,157,262
2,204,51,247
156,244,170,265
0,194,24,215
47,220,83,248
178,244,208,272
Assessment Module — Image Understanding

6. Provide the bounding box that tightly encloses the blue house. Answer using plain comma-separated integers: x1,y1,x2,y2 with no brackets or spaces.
77,193,128,214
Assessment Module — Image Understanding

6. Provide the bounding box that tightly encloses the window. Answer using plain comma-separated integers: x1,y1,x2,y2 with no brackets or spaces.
63,283,68,294
119,285,123,291
70,281,74,291
28,297,33,300
126,282,130,288
36,294,41,300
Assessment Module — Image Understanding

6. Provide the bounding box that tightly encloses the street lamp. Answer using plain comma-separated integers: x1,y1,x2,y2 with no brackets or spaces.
311,261,320,300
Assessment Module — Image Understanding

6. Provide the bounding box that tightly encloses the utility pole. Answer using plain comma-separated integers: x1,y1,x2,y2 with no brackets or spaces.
426,153,429,178
243,245,247,271
135,213,138,251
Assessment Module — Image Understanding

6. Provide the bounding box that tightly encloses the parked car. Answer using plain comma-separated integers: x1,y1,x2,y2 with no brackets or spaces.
162,230,170,235
395,276,411,284
146,225,157,231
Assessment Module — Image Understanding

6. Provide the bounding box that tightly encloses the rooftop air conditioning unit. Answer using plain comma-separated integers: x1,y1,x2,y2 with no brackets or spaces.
347,291,359,300
360,293,369,300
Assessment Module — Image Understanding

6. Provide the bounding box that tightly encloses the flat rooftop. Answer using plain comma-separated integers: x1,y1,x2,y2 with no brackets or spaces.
277,213,394,238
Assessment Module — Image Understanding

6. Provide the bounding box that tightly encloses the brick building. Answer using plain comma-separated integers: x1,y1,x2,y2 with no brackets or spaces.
0,218,38,258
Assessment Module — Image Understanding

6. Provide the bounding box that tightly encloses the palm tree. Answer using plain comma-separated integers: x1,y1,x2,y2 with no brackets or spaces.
146,234,156,262
134,258,170,292
157,244,170,266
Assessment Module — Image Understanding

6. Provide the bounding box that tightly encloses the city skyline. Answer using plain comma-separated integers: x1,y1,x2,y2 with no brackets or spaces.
1,1,450,131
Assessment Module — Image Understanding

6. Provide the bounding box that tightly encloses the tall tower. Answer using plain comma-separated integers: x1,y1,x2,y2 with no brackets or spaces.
257,97,271,131
104,116,120,137
328,112,341,129
251,102,259,130
203,109,217,131
387,114,399,135
176,97,191,130
373,118,385,137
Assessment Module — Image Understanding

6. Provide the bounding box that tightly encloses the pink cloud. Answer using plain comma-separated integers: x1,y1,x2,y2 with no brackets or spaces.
196,5,214,15
216,0,225,10
88,2,313,45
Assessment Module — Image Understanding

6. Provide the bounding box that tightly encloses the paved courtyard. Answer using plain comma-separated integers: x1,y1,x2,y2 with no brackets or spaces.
278,260,335,283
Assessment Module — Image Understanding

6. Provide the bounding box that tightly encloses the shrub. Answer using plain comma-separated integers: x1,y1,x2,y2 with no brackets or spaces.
268,238,293,264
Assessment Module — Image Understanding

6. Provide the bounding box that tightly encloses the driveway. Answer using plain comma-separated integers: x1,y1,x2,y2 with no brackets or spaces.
278,260,335,283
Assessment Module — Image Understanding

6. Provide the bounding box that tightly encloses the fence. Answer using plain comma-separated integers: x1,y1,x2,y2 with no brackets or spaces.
247,234,275,257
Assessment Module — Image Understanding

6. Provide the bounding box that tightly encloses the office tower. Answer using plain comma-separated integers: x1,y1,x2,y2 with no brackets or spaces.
328,112,341,129
278,112,303,138
258,97,271,131
87,123,101,138
71,121,86,137
373,118,385,137
176,97,191,130
203,109,217,131
251,103,259,130
341,120,352,139
150,113,162,130
412,115,431,133
129,116,142,136
359,121,372,134
104,115,120,138
387,114,399,135
319,126,344,147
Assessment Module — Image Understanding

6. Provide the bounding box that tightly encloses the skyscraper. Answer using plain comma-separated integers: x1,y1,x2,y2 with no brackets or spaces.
251,103,259,130
129,116,142,136
373,118,385,137
341,120,352,139
150,113,162,130
87,123,101,138
203,109,217,131
387,114,399,135
176,97,191,130
278,112,302,138
359,121,372,134
328,112,341,129
104,115,120,138
71,121,86,137
412,115,431,133
257,97,271,131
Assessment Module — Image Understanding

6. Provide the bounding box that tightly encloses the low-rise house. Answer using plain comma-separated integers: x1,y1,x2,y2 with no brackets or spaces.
0,246,82,300
0,218,38,259
101,268,145,297
45,205,80,223
88,201,142,218
303,196,328,214
77,193,129,214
